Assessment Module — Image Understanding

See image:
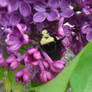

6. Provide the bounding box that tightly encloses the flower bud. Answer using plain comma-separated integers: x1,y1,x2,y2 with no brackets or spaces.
10,61,19,71
42,60,49,69
27,48,37,55
25,48,42,65
6,55,19,70
50,60,66,73
15,70,23,82
15,68,31,84
40,71,52,83
33,51,42,60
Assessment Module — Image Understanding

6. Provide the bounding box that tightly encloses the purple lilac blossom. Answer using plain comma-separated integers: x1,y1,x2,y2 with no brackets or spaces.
33,1,58,22
81,23,92,41
15,67,31,84
6,55,19,70
82,0,92,15
50,0,74,18
24,48,66,83
5,24,29,51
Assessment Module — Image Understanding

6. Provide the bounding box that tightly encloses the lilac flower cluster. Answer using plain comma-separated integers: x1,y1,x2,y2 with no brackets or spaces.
0,0,91,85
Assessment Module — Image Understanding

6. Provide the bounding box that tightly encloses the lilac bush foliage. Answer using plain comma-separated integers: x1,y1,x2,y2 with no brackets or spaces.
0,0,91,85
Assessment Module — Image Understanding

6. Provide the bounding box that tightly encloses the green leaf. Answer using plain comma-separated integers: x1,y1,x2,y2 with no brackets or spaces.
31,80,43,87
4,76,11,92
0,68,8,80
18,43,32,54
70,42,92,92
27,41,92,92
2,48,8,59
7,71,22,92
0,49,8,80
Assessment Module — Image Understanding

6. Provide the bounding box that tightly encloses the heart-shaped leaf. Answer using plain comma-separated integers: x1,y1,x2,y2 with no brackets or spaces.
70,42,92,92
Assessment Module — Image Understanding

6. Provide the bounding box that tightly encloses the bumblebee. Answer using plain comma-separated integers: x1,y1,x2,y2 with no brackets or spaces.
40,30,65,60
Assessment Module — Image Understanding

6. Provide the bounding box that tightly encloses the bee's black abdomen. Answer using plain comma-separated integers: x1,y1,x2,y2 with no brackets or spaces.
41,39,63,60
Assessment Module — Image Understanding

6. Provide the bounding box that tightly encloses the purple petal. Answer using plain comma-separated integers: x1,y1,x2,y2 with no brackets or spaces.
60,0,71,7
81,24,91,34
10,12,21,25
33,12,46,22
0,0,8,7
34,2,46,12
47,0,59,8
8,0,19,12
60,8,74,18
0,14,10,26
86,31,92,41
58,17,65,36
83,8,91,15
19,1,31,17
7,43,22,51
47,10,58,21
5,27,23,45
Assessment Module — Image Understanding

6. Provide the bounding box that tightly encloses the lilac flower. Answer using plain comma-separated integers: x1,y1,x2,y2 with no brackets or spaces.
52,0,74,18
6,55,19,70
15,67,31,84
5,24,29,51
81,23,92,41
33,1,58,22
82,0,92,15
24,48,42,65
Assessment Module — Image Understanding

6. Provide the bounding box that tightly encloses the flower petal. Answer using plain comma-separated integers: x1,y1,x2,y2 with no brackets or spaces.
19,1,31,17
0,14,10,27
86,31,92,41
33,12,46,22
8,0,19,12
10,12,21,25
60,8,74,18
0,0,8,7
47,10,58,21
34,2,46,12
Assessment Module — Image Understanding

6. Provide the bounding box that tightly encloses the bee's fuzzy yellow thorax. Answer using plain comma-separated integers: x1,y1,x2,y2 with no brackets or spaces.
40,30,55,45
